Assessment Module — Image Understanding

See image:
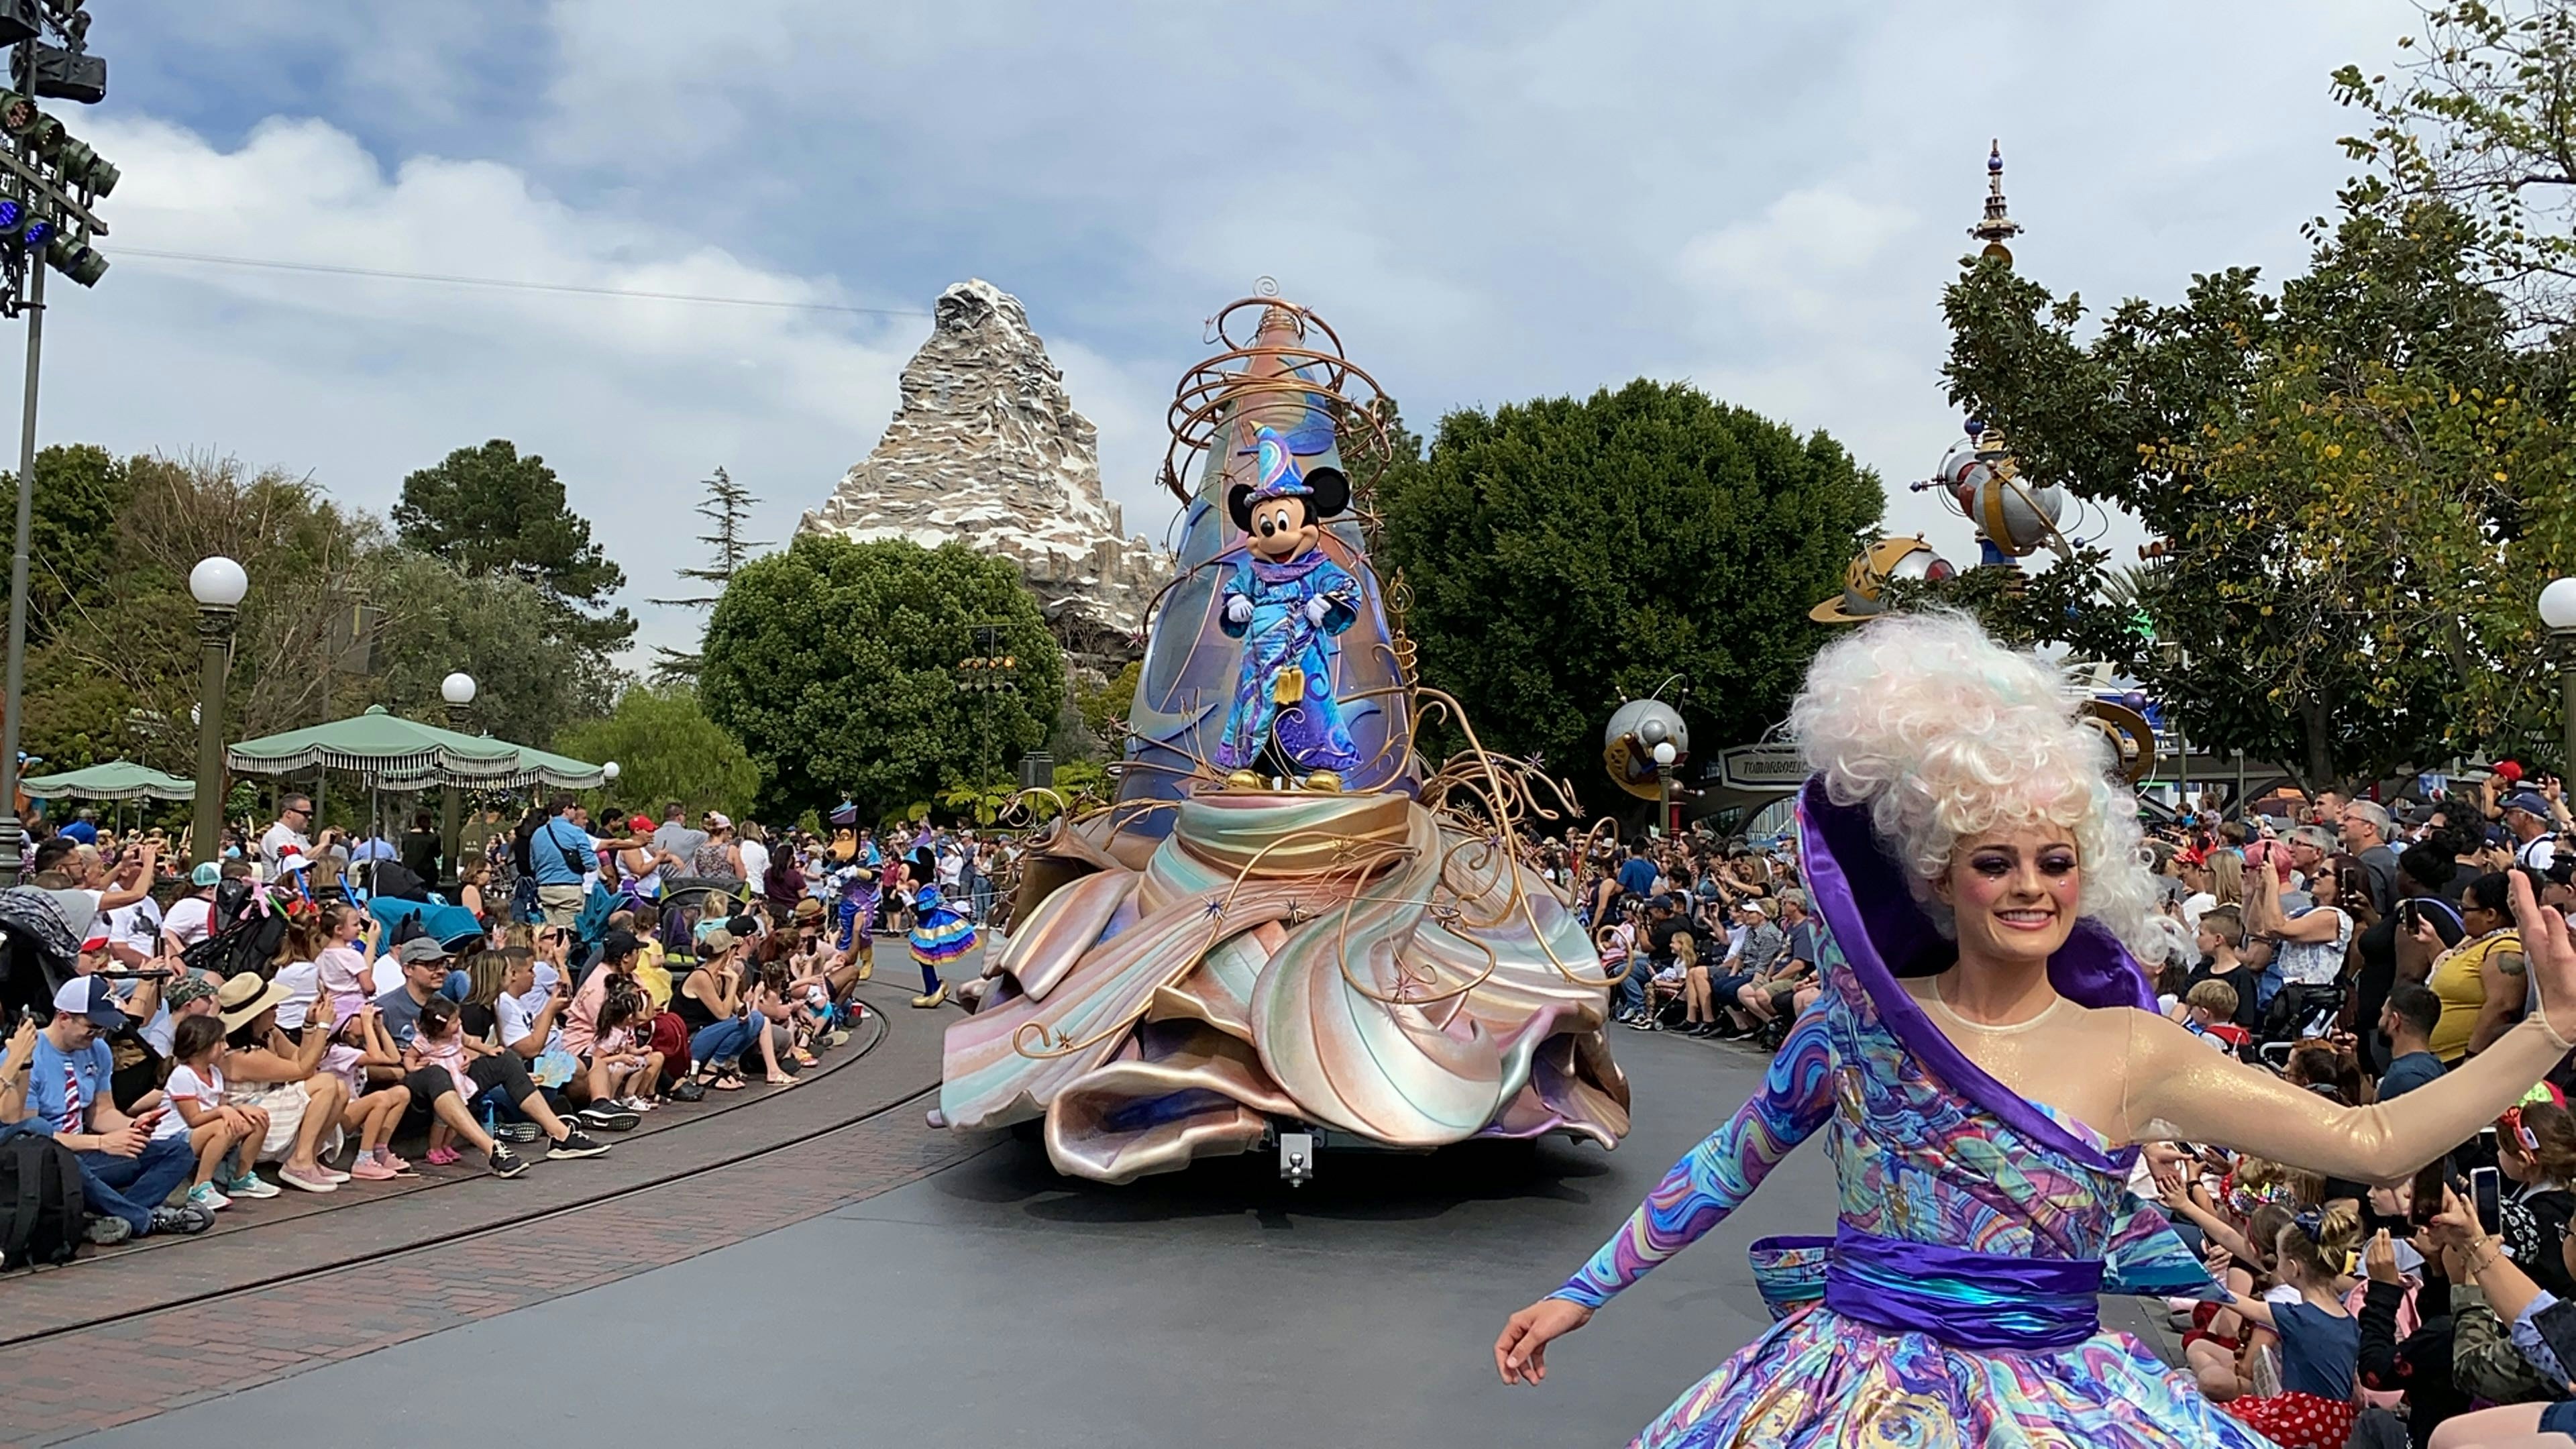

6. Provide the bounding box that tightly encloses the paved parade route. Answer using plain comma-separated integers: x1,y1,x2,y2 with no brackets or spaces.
33,1018,1828,1449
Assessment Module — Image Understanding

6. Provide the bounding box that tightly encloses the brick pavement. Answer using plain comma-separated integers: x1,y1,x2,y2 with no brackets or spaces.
0,987,991,1449
0,981,936,1346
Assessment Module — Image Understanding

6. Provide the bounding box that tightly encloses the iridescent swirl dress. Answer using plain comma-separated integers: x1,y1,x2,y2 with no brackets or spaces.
1552,782,2259,1448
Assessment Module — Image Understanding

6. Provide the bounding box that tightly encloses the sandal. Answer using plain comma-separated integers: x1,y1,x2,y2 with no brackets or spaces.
764,1074,798,1087
791,1048,819,1067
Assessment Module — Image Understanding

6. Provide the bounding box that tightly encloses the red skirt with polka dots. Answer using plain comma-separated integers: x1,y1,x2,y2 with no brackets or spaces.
2222,1390,2357,1449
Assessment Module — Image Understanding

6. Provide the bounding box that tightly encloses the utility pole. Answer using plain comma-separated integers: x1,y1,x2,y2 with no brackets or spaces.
0,3,113,883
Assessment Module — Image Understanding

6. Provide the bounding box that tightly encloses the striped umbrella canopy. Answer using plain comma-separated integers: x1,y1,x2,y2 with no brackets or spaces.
19,760,195,801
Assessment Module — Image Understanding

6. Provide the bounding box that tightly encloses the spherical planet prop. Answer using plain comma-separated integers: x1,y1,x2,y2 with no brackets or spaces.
1603,697,1689,802
1973,466,2067,559
1810,535,1955,625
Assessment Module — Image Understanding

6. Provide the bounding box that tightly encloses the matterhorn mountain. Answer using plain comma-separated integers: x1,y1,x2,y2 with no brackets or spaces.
799,279,1174,667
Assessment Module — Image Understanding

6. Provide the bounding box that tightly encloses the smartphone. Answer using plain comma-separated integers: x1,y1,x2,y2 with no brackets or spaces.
2410,1159,2452,1228
2472,1165,2503,1235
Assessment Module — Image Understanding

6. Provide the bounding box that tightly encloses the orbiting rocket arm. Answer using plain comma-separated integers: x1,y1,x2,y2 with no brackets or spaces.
1551,1010,1837,1309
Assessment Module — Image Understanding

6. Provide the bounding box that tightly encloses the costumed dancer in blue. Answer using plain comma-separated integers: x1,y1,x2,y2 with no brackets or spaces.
1216,420,1364,791
904,847,975,1010
1492,612,2576,1449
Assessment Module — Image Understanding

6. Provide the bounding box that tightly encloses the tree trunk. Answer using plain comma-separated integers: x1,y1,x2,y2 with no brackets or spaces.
2298,696,2336,798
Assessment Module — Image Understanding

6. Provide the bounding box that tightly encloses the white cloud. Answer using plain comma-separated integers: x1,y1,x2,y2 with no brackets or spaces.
50,114,927,663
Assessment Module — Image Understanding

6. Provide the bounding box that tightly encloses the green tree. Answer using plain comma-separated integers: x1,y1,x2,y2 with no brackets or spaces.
19,451,621,780
1376,380,1882,806
392,440,633,651
649,465,767,684
360,549,623,750
1939,133,2576,785
699,535,1066,822
2330,1,2576,333
555,684,759,820
0,444,131,645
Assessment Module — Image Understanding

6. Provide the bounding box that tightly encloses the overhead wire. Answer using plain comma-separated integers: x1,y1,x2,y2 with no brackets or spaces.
110,246,934,319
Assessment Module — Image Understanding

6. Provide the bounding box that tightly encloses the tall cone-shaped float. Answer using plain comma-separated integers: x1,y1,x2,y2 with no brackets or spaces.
934,292,1629,1184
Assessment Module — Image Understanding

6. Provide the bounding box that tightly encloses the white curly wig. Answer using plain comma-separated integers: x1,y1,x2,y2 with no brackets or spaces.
1787,610,2173,967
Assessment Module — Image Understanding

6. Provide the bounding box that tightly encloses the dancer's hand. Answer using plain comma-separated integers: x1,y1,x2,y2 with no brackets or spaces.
1495,1297,1590,1385
2508,868,2576,1042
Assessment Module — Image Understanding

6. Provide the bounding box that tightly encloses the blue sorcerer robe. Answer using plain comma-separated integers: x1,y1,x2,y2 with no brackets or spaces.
1215,550,1360,773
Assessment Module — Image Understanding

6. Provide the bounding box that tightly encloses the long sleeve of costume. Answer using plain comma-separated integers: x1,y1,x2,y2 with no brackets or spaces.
2129,1012,2575,1183
1217,560,1253,640
1550,1010,1835,1309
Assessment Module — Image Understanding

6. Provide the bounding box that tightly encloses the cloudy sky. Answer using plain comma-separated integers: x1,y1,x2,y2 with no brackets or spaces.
48,1,2417,663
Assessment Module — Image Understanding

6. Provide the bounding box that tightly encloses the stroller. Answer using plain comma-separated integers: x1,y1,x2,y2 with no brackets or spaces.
0,886,81,1028
2254,980,2349,1069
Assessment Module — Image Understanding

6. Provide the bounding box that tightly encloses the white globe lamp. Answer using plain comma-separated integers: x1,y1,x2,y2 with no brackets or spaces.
188,555,248,610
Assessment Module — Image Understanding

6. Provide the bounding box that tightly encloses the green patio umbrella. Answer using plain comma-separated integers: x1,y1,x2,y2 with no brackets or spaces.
227,705,525,785
20,760,195,801
227,706,608,790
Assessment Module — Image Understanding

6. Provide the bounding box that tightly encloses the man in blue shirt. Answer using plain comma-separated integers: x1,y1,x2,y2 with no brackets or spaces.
1614,841,1658,906
20,977,209,1242
529,794,598,928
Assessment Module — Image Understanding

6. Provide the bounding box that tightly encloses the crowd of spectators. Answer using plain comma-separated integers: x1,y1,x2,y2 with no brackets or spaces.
0,791,990,1254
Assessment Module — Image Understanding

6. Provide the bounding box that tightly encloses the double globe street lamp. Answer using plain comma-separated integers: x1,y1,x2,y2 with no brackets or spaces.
187,555,246,867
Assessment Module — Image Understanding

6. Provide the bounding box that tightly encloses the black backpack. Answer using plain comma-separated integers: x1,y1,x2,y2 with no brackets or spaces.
0,1124,86,1268
182,892,292,983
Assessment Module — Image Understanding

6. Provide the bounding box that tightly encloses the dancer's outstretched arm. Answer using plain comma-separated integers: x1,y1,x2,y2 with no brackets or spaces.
1497,1008,1834,1385
2125,871,2574,1185
1555,1008,1837,1309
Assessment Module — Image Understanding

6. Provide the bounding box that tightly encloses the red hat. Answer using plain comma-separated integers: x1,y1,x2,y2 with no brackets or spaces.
80,927,109,953
2499,760,2527,785
629,814,653,834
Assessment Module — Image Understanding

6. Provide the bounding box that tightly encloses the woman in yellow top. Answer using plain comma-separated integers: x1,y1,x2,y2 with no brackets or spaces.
2425,871,2525,1063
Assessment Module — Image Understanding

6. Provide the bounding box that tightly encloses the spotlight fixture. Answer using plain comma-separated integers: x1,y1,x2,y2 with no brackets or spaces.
42,229,99,285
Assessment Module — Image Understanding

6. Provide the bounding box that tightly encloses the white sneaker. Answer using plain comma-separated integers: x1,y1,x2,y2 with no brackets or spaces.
185,1181,231,1212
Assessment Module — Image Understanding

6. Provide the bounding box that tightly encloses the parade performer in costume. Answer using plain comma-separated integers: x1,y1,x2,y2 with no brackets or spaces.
905,847,975,1010
826,805,881,957
1215,420,1361,791
1495,611,2576,1448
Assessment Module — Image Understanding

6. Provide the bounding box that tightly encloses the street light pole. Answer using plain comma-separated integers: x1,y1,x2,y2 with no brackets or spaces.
187,556,246,867
2541,579,2576,773
438,671,475,891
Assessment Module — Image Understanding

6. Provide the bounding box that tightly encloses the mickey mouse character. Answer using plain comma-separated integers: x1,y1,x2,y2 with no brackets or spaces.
1218,421,1362,790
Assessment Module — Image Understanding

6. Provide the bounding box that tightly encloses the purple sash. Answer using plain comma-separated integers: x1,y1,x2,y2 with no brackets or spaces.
1823,1228,2102,1350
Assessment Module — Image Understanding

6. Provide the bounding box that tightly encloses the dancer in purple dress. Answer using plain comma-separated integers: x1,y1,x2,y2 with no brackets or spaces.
1495,612,2576,1447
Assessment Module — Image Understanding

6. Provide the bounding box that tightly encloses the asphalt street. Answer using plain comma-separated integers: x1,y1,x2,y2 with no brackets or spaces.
69,1023,1829,1448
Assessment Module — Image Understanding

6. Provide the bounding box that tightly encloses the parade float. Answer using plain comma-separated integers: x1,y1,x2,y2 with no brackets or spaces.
930,289,1630,1185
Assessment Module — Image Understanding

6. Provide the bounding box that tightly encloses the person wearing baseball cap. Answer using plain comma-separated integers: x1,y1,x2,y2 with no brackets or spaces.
370,936,611,1175
20,977,211,1241
2502,788,2562,873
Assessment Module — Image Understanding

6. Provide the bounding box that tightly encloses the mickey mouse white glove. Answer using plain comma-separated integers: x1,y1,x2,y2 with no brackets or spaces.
1226,596,1253,625
1303,596,1332,627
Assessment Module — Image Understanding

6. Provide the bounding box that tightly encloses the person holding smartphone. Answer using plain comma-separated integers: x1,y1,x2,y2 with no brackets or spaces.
16,977,211,1242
